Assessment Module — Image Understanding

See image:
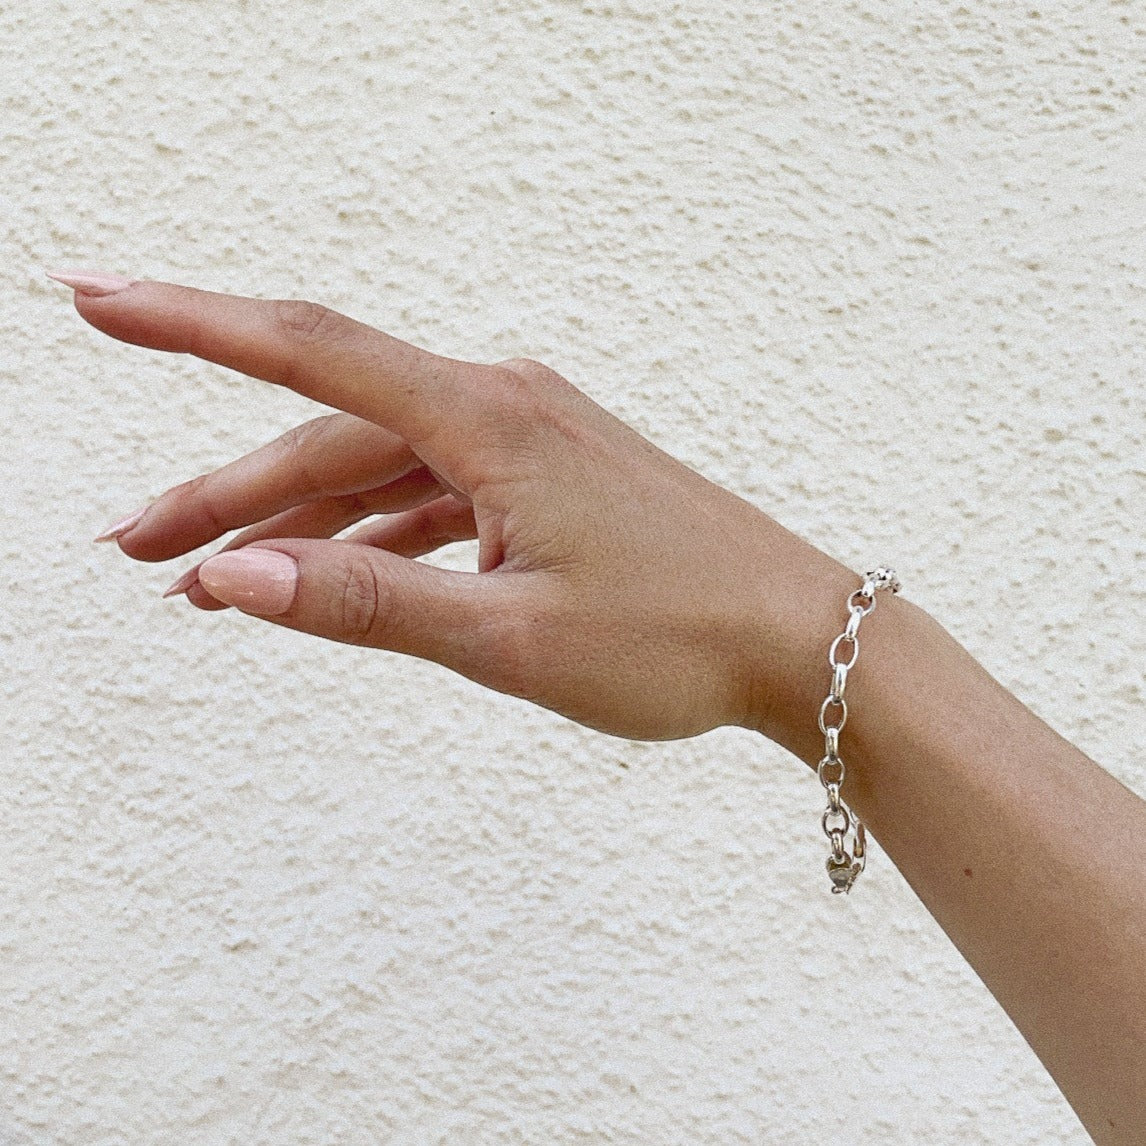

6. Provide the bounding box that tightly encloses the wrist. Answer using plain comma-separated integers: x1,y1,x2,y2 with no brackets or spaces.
726,522,862,760
731,545,914,892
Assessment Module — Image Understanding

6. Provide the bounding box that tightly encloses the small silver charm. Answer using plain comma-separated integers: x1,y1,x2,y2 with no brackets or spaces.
827,855,862,894
864,567,902,595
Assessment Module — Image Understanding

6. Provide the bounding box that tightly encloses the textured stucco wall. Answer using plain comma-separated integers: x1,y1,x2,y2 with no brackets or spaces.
2,2,1143,1142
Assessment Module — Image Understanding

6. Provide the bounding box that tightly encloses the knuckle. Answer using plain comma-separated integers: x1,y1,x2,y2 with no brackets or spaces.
278,414,337,452
489,360,572,412
494,357,551,382
273,299,347,345
337,559,388,644
176,472,227,536
276,415,335,465
483,363,549,425
483,361,592,456
274,415,339,497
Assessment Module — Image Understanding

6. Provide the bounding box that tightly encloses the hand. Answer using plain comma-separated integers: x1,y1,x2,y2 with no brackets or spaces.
63,275,850,743
58,275,1146,1141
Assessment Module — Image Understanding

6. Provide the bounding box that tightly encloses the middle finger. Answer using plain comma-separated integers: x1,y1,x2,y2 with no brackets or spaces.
114,413,419,562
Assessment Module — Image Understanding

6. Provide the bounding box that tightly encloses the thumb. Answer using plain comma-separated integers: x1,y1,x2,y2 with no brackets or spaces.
196,540,529,690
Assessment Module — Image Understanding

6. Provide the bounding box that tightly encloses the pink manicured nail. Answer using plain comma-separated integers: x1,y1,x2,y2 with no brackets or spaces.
94,506,147,543
162,566,201,599
198,549,298,615
46,270,136,297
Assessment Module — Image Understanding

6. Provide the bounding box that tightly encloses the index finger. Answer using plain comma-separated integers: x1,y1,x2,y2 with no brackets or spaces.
54,273,490,481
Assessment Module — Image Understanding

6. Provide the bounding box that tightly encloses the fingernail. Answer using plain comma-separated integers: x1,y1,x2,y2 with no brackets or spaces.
94,506,148,543
162,566,201,599
46,269,136,297
198,549,298,615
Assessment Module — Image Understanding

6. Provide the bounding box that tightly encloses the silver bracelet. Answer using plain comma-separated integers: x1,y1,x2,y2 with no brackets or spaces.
817,567,901,894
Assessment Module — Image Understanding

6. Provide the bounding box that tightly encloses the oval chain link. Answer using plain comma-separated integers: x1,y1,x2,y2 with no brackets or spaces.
818,567,900,894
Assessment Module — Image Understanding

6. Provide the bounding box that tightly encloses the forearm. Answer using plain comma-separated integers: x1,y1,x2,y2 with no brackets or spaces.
752,564,1146,1144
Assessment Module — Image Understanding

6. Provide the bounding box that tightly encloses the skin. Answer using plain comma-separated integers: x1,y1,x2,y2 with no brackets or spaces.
66,279,1145,1143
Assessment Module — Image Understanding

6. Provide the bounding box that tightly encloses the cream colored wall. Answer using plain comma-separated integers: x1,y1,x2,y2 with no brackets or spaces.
4,2,1142,1142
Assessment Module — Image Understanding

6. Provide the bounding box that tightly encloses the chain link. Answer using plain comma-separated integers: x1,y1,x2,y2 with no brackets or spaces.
818,567,901,894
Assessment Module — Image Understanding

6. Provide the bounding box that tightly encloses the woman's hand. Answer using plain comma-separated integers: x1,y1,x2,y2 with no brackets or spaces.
56,274,1146,1140
60,274,851,743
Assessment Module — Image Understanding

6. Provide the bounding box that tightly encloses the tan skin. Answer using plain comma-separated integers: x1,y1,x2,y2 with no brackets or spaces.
63,278,1145,1144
